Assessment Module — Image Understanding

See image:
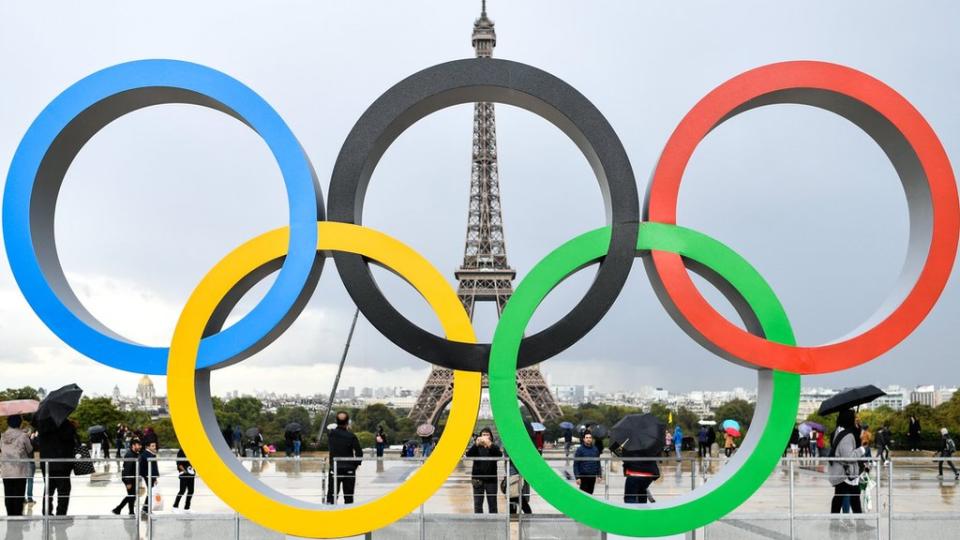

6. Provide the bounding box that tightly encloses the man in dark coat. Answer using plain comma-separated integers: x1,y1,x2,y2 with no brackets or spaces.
573,432,602,494
465,427,502,513
139,440,160,515
112,438,142,515
325,412,363,504
36,420,78,516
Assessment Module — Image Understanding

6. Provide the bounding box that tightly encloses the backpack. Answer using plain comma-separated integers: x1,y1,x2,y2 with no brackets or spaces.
375,434,384,444
947,437,957,454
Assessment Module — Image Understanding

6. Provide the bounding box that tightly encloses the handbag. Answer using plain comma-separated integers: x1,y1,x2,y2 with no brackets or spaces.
152,489,164,511
73,444,95,476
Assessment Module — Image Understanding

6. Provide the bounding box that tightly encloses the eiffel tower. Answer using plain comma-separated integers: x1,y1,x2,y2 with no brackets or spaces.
408,2,562,426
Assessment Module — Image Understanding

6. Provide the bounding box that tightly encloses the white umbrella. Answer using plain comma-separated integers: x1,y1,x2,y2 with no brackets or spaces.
698,420,717,426
0,399,39,417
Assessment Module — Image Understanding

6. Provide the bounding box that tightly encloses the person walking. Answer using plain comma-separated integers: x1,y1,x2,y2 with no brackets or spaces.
1,415,34,516
706,425,718,458
36,419,78,516
563,427,573,457
908,416,922,452
937,428,958,480
172,448,195,511
697,426,709,459
112,438,141,515
326,412,363,505
466,427,502,513
89,428,105,466
139,440,159,516
292,430,302,459
875,425,892,464
420,435,435,458
828,409,867,516
24,427,36,506
573,432,602,495
724,431,736,458
809,430,820,458
375,427,387,459
114,425,126,460
673,426,683,461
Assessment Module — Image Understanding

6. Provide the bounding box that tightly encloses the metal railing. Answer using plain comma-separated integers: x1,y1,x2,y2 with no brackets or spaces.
1,452,957,539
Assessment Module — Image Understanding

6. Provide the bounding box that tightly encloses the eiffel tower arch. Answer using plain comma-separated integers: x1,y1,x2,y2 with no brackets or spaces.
409,3,562,427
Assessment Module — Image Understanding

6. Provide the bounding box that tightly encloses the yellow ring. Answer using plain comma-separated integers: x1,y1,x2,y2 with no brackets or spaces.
167,222,481,538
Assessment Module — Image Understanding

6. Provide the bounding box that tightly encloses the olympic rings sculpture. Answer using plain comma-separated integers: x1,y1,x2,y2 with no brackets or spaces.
3,57,957,538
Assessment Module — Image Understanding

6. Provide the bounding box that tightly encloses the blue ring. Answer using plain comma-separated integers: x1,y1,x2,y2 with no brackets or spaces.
3,60,321,374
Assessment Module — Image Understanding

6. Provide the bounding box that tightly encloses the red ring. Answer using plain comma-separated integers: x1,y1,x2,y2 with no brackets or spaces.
647,61,959,374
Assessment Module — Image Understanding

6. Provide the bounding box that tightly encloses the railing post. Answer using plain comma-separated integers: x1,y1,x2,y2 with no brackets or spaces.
874,457,881,539
134,458,140,540
504,457,511,540
788,458,795,540
419,457,426,540
604,457,611,501
42,462,49,540
235,510,241,540
887,458,894,540
147,456,153,540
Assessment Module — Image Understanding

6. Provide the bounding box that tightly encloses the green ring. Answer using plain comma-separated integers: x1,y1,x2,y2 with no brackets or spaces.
489,223,801,537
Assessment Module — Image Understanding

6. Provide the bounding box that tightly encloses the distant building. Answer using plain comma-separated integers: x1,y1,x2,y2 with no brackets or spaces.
863,386,907,411
910,385,957,407
137,375,157,407
797,387,839,422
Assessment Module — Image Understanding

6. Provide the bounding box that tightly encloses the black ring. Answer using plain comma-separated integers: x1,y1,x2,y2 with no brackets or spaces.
328,58,639,372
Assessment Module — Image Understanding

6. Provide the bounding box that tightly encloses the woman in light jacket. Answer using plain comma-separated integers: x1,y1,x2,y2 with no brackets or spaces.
1,415,34,516
828,409,866,514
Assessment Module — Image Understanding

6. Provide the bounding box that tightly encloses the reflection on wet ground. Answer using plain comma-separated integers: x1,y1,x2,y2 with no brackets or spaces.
13,449,955,519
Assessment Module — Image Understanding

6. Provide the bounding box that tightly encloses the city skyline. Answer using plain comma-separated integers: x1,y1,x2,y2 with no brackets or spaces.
1,2,959,403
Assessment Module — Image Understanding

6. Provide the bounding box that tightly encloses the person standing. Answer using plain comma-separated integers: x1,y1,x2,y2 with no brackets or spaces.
724,431,736,458
828,409,867,515
292,430,302,459
809,430,820,458
1,415,34,516
908,416,922,452
326,412,363,504
573,432,601,495
36,419,78,516
505,460,531,515
112,438,142,515
706,425,717,458
875,425,891,464
232,426,243,456
89,428,105,466
139,440,159,515
616,446,659,504
420,436,435,458
374,427,387,459
466,427,502,513
563,427,573,457
937,428,958,480
114,425,126,460
172,448,195,511
673,426,683,461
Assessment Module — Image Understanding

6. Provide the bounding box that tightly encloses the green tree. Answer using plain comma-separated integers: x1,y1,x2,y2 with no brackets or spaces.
71,397,125,437
354,404,397,433
712,399,755,431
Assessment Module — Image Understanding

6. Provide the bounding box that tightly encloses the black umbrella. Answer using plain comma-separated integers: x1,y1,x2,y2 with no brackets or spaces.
245,427,261,438
818,385,886,415
87,425,106,435
284,422,303,433
611,414,666,455
587,424,609,439
34,384,83,432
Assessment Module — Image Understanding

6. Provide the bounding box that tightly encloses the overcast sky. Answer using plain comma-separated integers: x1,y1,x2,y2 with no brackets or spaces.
1,1,958,399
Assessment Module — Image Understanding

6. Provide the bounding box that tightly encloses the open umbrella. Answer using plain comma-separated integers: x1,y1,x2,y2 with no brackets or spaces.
722,419,740,431
698,420,717,426
0,399,39,417
34,384,82,432
725,427,741,437
801,421,826,433
87,425,106,435
559,421,575,430
797,423,812,437
284,422,303,433
245,427,261,439
611,414,666,454
416,424,436,438
530,422,547,433
589,424,609,439
818,385,886,415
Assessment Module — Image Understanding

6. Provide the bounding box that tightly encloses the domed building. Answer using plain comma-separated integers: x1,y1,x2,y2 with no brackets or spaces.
137,375,157,407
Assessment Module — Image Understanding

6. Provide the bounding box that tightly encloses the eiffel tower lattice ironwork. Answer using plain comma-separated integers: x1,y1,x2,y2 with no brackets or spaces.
408,3,562,426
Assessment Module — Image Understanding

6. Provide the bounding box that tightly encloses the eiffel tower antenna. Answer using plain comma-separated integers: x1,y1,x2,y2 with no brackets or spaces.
409,3,562,426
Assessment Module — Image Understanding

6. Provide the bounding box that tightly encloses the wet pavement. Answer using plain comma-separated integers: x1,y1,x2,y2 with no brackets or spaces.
3,450,957,538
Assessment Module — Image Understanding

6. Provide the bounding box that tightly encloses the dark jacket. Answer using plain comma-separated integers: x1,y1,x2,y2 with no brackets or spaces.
120,449,140,480
942,435,955,456
466,441,502,479
908,419,921,437
176,449,194,477
621,449,660,478
37,422,78,477
573,444,601,477
139,449,159,485
328,427,362,473
706,427,717,446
